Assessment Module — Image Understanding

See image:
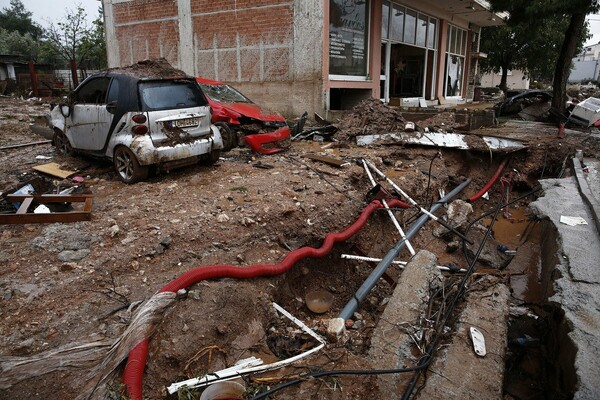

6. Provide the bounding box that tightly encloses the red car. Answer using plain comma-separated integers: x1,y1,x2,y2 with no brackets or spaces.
196,77,290,154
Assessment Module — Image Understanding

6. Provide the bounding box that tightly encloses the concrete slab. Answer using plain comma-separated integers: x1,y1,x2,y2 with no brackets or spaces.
583,157,600,202
530,178,600,283
530,178,600,399
368,250,441,398
416,280,510,400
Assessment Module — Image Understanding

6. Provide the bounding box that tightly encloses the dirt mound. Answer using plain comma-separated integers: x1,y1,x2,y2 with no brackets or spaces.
109,58,190,79
416,111,464,131
334,98,405,141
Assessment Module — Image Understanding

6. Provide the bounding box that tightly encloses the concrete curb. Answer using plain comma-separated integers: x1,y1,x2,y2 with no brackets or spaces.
572,157,600,236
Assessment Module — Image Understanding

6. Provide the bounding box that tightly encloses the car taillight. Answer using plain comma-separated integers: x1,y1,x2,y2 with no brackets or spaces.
133,125,148,135
132,114,147,124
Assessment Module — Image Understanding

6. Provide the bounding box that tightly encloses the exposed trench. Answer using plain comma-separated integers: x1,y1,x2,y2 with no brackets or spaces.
502,216,577,400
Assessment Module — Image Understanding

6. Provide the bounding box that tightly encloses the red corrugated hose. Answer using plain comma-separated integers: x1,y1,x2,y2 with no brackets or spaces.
467,157,510,203
122,198,410,400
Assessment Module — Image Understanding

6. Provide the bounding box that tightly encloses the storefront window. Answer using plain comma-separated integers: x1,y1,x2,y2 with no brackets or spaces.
445,25,467,97
416,13,427,47
427,19,437,49
382,1,390,39
390,4,404,42
329,0,370,77
403,9,416,45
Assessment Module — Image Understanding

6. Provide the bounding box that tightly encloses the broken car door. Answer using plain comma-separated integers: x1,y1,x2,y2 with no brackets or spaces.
67,77,114,151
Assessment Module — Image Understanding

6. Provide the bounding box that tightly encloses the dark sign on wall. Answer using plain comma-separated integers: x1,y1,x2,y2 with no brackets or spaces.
329,0,369,77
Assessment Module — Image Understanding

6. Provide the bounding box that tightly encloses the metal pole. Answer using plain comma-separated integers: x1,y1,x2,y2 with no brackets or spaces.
338,179,471,320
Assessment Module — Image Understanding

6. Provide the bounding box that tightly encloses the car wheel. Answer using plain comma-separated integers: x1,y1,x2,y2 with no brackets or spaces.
215,122,236,151
53,129,73,155
202,149,221,166
113,146,149,184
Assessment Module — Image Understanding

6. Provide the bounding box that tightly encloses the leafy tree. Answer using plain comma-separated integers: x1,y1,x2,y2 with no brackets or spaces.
78,6,107,70
488,0,599,114
481,16,577,91
0,0,42,39
0,27,39,59
45,4,105,85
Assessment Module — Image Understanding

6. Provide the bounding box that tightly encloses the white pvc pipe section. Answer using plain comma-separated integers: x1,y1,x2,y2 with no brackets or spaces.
340,254,466,272
362,159,415,256
364,159,442,223
167,303,326,394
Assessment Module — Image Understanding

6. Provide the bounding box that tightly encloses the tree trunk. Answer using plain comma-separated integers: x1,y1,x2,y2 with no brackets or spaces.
70,59,79,88
551,11,587,114
499,65,509,92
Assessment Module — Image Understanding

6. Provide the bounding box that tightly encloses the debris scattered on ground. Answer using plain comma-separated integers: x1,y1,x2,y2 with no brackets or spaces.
334,98,405,141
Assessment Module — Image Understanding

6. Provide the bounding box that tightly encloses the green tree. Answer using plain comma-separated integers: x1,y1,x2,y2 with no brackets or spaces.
488,0,599,114
0,0,42,39
0,27,39,59
78,6,107,70
481,16,576,90
45,4,106,85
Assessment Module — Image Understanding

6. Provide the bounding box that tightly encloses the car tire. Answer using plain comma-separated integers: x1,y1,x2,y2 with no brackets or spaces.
215,122,236,151
202,149,221,166
53,129,73,155
113,146,149,184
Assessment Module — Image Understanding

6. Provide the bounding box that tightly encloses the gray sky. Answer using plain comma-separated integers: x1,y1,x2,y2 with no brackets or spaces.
3,1,600,48
1,0,100,28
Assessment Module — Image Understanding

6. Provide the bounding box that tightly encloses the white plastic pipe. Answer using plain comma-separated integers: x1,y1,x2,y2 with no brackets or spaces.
362,159,415,256
340,254,465,272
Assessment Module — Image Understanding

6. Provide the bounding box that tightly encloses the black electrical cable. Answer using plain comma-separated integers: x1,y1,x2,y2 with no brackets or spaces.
423,151,441,209
249,365,430,400
401,195,506,400
250,193,519,400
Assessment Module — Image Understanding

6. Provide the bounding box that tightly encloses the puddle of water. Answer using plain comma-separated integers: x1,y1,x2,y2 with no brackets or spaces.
491,207,530,249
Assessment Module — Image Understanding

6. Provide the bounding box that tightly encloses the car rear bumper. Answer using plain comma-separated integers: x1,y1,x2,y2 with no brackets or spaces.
131,126,223,165
245,126,291,155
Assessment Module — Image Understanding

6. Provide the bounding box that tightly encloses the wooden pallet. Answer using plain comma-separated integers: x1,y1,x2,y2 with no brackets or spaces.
0,194,93,224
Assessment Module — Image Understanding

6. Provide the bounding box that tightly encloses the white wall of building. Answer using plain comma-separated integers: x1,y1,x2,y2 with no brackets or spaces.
480,69,530,90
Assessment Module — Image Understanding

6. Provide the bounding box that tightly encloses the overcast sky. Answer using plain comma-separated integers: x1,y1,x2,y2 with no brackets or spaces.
3,0,100,28
2,1,600,47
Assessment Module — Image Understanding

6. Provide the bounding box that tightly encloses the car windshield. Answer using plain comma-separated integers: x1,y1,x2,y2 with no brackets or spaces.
139,81,208,111
198,83,252,103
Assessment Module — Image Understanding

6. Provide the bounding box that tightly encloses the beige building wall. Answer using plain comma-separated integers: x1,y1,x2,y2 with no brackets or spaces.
480,70,530,90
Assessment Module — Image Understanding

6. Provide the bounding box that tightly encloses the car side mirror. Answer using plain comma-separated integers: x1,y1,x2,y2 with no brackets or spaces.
106,100,117,114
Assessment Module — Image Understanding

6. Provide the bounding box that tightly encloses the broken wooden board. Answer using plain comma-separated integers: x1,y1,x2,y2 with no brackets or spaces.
32,162,77,179
0,194,93,224
303,154,350,168
356,132,525,152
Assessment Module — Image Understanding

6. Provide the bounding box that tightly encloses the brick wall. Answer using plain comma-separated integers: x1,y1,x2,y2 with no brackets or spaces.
107,0,324,116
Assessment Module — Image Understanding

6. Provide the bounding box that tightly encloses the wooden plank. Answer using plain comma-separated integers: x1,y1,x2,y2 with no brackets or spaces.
0,212,91,225
0,140,52,151
32,162,76,179
0,194,93,225
303,154,350,168
16,197,33,214
84,197,93,212
7,194,93,202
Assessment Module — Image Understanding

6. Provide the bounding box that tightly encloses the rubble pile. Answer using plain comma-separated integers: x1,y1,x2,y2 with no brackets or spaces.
334,98,405,140
416,111,463,131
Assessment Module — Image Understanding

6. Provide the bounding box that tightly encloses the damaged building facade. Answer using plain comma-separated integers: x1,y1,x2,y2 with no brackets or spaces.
101,0,505,116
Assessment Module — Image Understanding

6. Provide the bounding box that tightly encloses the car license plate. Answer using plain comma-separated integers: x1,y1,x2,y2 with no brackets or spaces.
172,117,200,128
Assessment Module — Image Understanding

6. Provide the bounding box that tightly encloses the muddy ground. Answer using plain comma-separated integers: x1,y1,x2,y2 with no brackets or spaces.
1,95,599,399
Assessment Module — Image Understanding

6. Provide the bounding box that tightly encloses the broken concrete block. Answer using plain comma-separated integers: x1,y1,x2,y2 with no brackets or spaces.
434,199,473,238
325,317,345,340
416,279,509,399
369,250,441,398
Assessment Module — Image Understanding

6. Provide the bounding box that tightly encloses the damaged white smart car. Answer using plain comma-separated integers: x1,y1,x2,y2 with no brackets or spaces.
49,62,223,183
